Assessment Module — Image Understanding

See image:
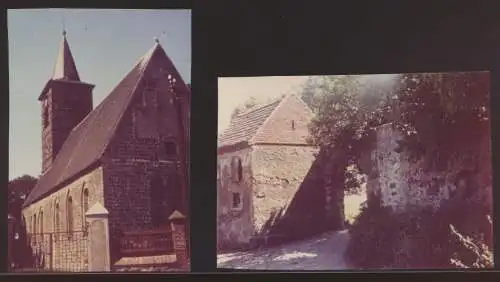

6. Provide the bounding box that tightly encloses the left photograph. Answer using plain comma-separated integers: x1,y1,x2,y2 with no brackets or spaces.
8,9,191,272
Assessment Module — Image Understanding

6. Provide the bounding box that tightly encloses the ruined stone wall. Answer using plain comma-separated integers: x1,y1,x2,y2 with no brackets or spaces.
367,123,492,212
217,147,254,249
250,145,319,234
22,166,104,271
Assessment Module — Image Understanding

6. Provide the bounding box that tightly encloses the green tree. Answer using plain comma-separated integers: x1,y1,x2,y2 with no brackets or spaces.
393,72,490,172
8,175,37,221
231,96,259,119
299,75,395,193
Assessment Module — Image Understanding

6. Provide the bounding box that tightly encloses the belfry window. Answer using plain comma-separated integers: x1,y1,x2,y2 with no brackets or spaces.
43,105,49,128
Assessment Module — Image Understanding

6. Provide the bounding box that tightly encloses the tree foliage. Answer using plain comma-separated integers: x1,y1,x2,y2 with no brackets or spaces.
231,96,259,119
393,72,490,171
8,175,37,220
299,75,396,193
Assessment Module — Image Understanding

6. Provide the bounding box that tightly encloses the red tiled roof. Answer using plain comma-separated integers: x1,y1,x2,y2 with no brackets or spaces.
24,42,189,208
218,98,283,147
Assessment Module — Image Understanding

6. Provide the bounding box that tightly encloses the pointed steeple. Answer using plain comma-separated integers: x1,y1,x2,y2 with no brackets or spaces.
52,30,80,81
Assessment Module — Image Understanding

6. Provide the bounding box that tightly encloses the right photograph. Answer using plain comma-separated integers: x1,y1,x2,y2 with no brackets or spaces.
216,72,493,270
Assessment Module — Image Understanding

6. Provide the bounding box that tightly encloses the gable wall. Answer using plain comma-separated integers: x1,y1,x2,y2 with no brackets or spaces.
252,95,313,144
102,58,189,246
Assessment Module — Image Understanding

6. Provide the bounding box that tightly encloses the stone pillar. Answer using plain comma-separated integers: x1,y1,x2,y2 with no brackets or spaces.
86,203,111,272
8,214,15,271
169,210,188,270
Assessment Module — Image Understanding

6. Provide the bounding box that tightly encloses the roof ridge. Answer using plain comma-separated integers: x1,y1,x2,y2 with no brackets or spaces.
70,46,157,134
234,96,284,118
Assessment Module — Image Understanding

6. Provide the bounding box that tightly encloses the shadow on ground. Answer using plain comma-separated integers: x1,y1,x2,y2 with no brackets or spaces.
217,230,353,270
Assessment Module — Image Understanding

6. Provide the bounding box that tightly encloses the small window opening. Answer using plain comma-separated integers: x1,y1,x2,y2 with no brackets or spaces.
67,196,73,238
292,120,295,130
232,192,242,210
164,141,177,157
54,202,60,233
231,157,243,183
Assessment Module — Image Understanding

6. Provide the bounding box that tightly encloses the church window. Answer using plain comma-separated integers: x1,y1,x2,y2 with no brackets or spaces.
292,120,295,130
67,196,74,237
231,192,243,211
164,141,177,157
231,157,243,183
54,202,60,233
39,210,43,234
33,214,37,235
82,188,89,231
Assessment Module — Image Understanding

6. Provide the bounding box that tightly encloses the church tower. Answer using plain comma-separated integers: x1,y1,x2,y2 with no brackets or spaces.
39,31,95,173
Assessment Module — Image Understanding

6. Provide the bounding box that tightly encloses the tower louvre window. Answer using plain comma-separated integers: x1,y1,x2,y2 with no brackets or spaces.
43,104,49,128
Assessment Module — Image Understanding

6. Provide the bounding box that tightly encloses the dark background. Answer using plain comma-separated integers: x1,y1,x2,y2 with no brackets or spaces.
3,0,500,279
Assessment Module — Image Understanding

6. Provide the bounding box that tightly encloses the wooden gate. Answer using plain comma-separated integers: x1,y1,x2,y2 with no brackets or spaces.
119,226,174,257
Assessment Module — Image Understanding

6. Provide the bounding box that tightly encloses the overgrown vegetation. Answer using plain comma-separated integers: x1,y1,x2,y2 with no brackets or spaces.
345,189,492,269
8,175,38,270
297,72,492,269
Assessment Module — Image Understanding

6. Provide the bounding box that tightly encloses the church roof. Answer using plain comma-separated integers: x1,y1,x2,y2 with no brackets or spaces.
218,97,284,148
24,40,189,208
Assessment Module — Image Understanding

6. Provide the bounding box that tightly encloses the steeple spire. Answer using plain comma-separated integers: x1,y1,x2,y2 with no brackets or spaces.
52,31,80,81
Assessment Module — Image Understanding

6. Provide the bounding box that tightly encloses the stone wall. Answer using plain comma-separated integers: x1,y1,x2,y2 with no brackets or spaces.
217,147,254,249
250,145,318,232
22,166,104,271
368,123,492,212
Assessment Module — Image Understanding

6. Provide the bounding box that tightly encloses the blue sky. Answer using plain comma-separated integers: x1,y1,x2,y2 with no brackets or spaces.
8,9,191,180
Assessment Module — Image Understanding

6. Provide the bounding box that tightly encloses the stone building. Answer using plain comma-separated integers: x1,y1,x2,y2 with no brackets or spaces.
217,94,345,250
21,32,190,271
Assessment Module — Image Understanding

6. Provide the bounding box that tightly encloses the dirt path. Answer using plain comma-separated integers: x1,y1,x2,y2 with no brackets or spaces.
217,230,352,270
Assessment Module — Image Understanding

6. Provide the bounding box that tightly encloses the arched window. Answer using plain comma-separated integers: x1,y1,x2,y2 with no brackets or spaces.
54,202,60,233
33,214,37,235
231,157,243,183
67,196,73,236
82,188,89,229
39,210,43,234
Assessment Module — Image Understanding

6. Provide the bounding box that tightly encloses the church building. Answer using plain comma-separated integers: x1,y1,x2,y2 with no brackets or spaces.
21,31,190,271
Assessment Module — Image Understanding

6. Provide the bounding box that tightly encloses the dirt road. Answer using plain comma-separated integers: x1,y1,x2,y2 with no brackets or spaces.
217,230,352,270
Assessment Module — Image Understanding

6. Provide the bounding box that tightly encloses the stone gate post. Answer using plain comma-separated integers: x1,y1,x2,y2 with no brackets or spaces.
86,203,111,272
169,210,189,270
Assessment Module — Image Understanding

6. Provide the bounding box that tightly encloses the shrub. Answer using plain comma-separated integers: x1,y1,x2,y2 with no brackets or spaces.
345,191,492,269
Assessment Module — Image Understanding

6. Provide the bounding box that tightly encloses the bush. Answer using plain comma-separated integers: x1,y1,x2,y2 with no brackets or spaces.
345,192,492,269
